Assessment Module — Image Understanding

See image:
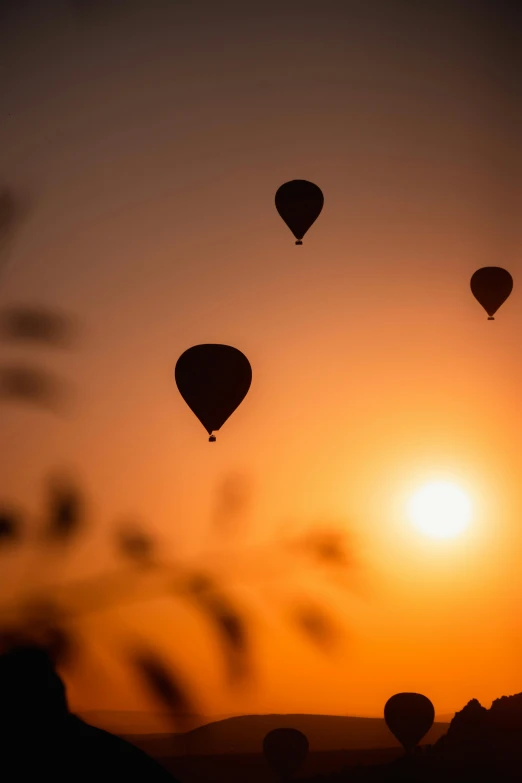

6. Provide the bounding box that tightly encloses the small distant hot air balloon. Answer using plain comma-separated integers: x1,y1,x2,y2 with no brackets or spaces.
470,267,513,320
175,344,252,442
384,692,435,755
275,180,324,245
263,728,309,781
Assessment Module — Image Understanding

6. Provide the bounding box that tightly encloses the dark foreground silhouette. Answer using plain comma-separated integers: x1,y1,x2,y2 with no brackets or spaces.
121,694,522,783
0,645,178,781
298,692,522,782
3,643,522,783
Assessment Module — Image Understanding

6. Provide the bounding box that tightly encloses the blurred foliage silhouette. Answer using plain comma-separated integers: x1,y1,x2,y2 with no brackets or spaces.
0,364,69,412
0,187,76,414
117,523,156,567
0,470,357,728
292,603,339,652
290,528,354,568
0,306,76,415
44,477,84,543
182,572,249,684
0,306,77,348
132,649,200,732
212,472,253,535
0,509,21,546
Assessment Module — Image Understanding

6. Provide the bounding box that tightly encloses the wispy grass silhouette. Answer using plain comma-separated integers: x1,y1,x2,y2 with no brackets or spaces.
0,306,77,348
0,472,358,729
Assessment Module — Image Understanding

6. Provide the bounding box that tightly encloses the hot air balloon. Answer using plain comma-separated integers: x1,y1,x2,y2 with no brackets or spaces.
263,728,309,781
275,180,324,245
175,344,252,442
384,692,435,755
470,267,513,320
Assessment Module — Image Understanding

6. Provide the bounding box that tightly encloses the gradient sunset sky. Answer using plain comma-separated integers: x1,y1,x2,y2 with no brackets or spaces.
1,0,522,724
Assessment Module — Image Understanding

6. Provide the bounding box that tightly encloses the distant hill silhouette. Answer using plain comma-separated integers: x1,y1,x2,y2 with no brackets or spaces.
79,711,182,735
122,714,449,757
433,712,455,723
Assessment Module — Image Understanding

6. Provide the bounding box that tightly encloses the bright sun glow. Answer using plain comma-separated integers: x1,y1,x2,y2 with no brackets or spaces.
407,481,472,539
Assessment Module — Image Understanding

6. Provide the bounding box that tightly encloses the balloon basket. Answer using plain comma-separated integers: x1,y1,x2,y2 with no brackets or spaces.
487,316,495,320
209,434,216,442
295,240,303,245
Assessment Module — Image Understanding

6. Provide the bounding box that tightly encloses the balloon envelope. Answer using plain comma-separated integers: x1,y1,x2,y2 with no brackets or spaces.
384,692,435,753
470,267,513,319
275,180,324,244
263,728,309,779
175,344,252,440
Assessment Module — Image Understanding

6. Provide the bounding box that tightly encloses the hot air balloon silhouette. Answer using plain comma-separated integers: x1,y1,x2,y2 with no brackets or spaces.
384,692,435,755
470,267,513,320
175,344,252,442
263,728,309,781
275,180,324,245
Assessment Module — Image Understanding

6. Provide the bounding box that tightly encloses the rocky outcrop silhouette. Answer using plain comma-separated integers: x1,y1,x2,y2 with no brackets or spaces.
434,698,489,752
434,691,522,759
417,691,522,781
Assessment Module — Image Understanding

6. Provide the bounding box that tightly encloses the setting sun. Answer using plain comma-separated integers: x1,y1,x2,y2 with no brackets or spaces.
407,481,472,539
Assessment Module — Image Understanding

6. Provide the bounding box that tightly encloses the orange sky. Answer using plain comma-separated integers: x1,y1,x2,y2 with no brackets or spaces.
1,0,522,725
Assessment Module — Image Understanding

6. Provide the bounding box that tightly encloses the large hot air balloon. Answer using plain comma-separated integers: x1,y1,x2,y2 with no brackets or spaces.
263,728,309,781
470,267,513,320
384,692,435,755
175,344,252,442
275,180,324,245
